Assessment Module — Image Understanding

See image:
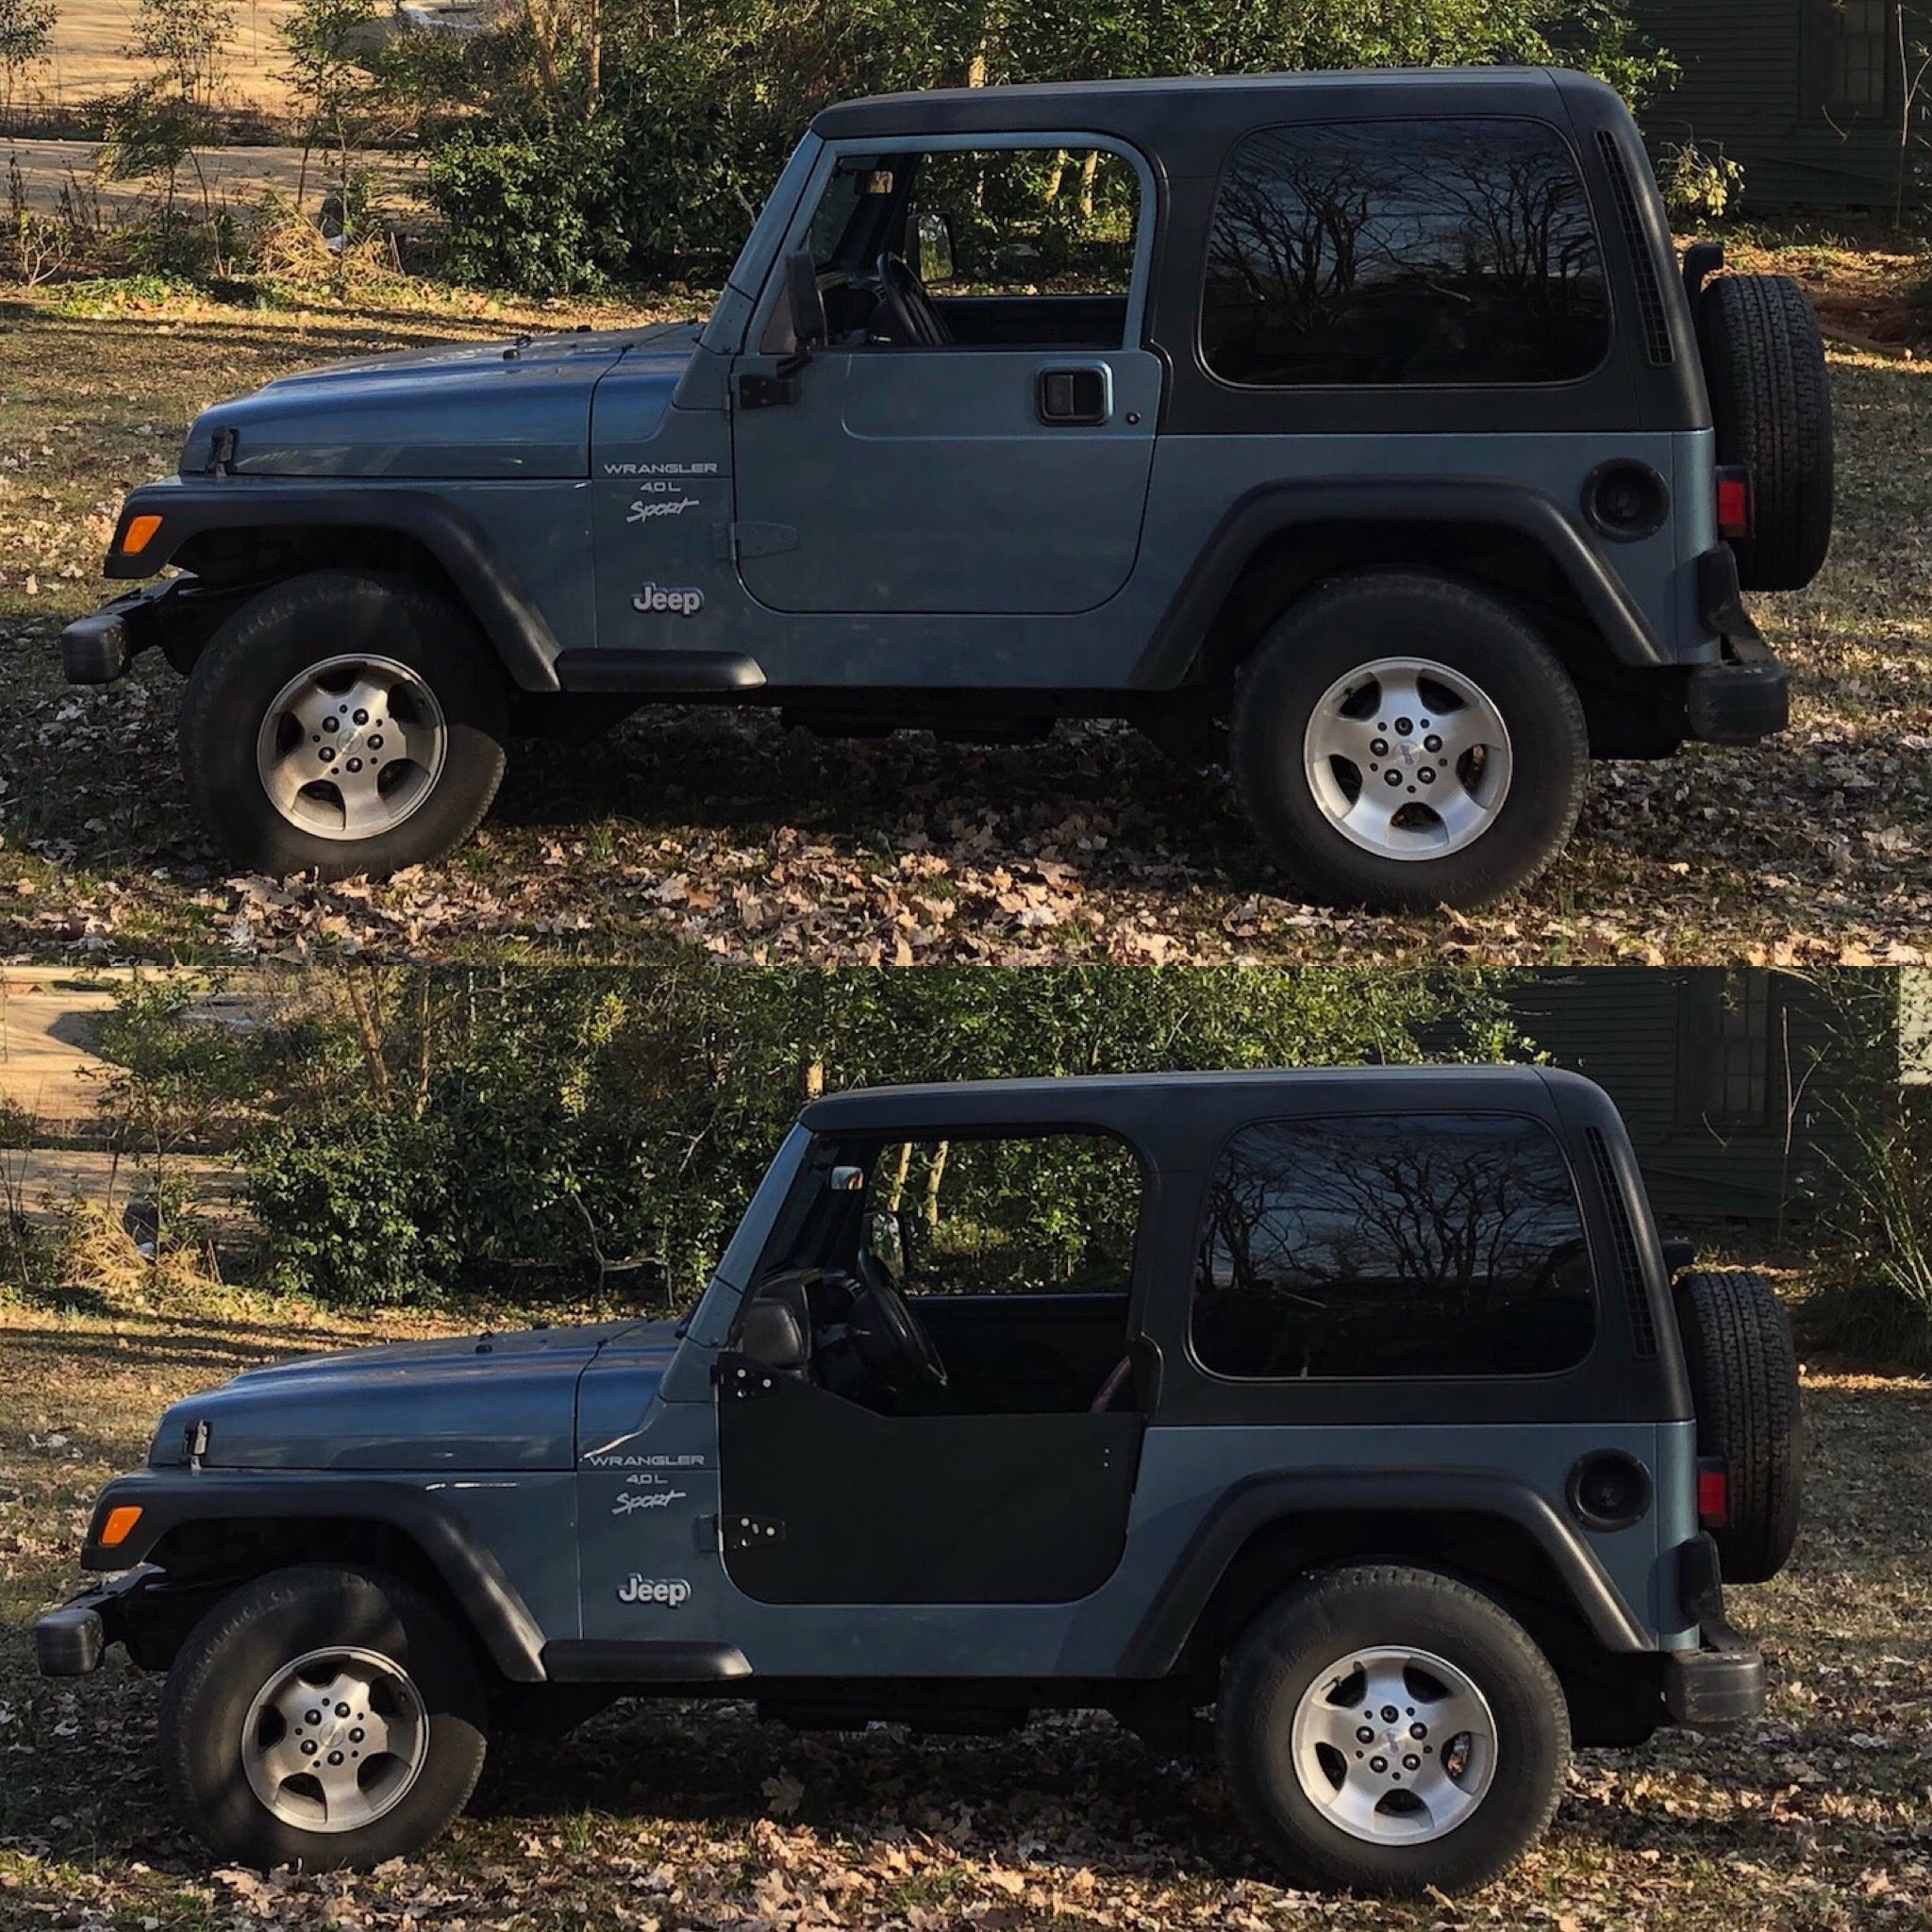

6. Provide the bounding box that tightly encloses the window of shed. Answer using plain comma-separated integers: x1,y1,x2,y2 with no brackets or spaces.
1190,1113,1596,1379
1200,117,1611,389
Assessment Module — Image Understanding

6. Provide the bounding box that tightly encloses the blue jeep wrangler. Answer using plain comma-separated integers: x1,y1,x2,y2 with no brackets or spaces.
38,1068,1801,1894
59,68,1831,912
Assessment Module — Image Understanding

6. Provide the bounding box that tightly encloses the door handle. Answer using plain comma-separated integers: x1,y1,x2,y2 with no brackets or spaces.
1036,365,1112,426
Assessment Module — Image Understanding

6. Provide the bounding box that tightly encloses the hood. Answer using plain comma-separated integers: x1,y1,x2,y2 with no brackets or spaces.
179,320,703,481
148,1321,649,1472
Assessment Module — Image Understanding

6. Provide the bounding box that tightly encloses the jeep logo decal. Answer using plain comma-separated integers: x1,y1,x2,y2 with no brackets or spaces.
617,1574,691,1606
633,582,704,616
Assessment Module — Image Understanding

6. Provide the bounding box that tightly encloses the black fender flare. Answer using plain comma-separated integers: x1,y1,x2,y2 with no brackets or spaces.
81,1472,551,1683
1127,476,1673,691
1115,1468,1653,1677
106,480,564,691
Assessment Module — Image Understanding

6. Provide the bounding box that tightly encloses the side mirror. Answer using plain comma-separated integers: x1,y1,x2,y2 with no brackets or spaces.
910,209,955,285
863,1205,913,1279
784,248,826,354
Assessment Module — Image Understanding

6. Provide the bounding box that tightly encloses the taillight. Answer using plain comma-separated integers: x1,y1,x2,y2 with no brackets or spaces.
1716,467,1752,540
1696,1458,1730,1527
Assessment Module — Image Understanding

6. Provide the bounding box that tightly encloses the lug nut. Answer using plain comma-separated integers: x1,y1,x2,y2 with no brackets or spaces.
1357,1726,1375,1744
352,708,369,725
300,1739,317,1756
346,758,362,773
349,1727,364,1742
368,734,384,751
318,746,336,763
1424,734,1442,753
305,1709,321,1724
1370,738,1389,758
1394,718,1413,736
1385,770,1402,786
1419,768,1436,784
1404,1754,1421,1770
323,717,339,732
327,1749,343,1765
1410,1723,1427,1739
1370,1756,1388,1774
1381,1706,1400,1722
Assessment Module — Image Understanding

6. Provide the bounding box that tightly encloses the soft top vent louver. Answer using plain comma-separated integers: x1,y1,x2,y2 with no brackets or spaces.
1594,129,1674,368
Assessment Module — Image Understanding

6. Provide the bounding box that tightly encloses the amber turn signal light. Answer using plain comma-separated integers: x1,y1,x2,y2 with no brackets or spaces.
98,1504,143,1547
119,513,163,556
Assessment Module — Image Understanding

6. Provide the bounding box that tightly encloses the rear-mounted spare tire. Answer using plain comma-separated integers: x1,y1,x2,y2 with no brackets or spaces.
1673,1268,1802,1583
1697,275,1833,592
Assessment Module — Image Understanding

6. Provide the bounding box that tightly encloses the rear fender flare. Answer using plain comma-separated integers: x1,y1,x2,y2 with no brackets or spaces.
107,483,563,691
82,1474,550,1683
1116,1468,1653,1677
1128,478,1673,691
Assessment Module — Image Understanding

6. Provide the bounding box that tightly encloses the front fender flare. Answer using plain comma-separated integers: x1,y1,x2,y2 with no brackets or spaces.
82,1472,551,1683
1116,1468,1654,1677
1129,476,1673,690
105,480,564,692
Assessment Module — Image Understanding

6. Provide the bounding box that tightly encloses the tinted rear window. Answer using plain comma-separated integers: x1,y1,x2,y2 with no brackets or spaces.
1191,1113,1595,1379
1200,117,1611,389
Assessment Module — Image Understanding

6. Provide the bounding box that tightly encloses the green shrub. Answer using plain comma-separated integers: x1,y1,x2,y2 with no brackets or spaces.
425,117,628,293
1811,1105,1932,1372
247,1110,461,1306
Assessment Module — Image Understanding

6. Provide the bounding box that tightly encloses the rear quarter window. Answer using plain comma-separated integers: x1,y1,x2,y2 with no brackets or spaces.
1199,117,1611,390
1191,1112,1596,1379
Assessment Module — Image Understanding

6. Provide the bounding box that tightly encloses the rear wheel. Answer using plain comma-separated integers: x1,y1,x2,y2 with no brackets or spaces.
160,1564,488,1871
1673,1268,1803,1581
180,570,508,879
1218,1564,1569,1895
1698,274,1833,591
1229,572,1588,911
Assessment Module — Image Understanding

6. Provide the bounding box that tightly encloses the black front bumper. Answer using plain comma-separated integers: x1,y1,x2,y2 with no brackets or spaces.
1685,547,1788,745
59,580,192,685
1661,1533,1766,1729
34,1569,158,1676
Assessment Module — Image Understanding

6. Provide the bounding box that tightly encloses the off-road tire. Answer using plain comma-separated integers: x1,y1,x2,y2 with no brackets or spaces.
159,1564,488,1872
1698,274,1833,592
1217,1564,1569,1896
1672,1268,1803,1582
179,569,508,880
1229,572,1589,912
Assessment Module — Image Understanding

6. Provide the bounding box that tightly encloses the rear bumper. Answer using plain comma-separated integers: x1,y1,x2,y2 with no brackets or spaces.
1661,1532,1766,1730
1683,546,1787,746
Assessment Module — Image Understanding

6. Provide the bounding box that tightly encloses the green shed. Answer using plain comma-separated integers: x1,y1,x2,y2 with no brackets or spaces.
1495,969,1897,1221
1625,0,1926,209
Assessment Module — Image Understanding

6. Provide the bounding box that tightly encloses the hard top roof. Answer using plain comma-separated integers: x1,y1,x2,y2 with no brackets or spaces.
808,66,1609,145
798,1063,1593,1137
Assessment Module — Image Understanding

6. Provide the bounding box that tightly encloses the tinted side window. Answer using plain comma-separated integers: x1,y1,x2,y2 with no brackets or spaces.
1191,1114,1594,1378
1201,118,1611,389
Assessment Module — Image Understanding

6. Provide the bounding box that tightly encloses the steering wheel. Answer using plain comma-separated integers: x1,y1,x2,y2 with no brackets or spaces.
851,1244,949,1391
873,250,951,347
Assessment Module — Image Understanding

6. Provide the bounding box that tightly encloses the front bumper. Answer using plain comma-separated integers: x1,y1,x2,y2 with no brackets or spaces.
34,1569,159,1676
59,579,207,685
1661,1532,1766,1730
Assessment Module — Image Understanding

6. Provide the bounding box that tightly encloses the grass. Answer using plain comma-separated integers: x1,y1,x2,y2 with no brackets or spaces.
0,242,1929,965
0,1288,1927,1928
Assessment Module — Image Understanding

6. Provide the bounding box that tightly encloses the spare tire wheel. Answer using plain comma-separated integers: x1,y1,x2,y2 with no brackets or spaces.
1697,274,1834,592
1673,1268,1802,1583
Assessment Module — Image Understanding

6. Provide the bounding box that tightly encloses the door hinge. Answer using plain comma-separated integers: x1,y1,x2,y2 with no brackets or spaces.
724,1513,786,1550
737,370,798,410
719,1357,789,1399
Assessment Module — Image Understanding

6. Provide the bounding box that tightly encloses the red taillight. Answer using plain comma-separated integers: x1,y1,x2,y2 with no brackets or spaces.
1697,1462,1730,1527
1716,468,1752,540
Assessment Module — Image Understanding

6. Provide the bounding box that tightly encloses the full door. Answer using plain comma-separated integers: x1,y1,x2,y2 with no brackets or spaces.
730,140,1160,616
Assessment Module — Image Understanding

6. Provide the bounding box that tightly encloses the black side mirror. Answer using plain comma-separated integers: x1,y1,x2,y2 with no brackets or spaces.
784,248,826,354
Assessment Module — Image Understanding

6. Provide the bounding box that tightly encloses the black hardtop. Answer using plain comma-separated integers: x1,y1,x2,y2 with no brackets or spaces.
799,1063,1611,1150
809,66,1622,165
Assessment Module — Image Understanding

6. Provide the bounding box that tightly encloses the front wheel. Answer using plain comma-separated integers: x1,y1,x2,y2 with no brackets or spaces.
1217,1564,1570,1894
159,1565,489,1871
179,570,508,880
1229,572,1589,911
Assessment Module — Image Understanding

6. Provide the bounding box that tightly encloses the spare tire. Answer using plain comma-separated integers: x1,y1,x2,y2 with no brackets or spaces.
1697,275,1833,592
1673,1268,1802,1582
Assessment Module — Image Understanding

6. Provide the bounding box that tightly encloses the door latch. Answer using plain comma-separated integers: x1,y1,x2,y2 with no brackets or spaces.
1036,365,1111,425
